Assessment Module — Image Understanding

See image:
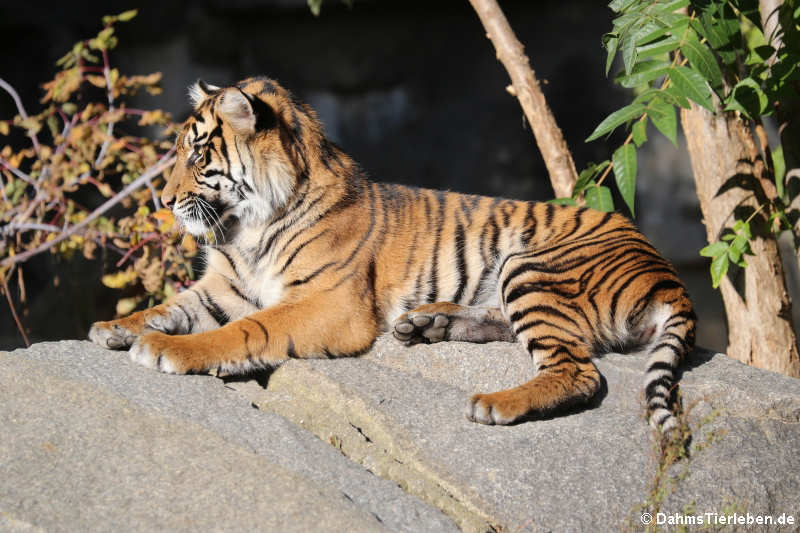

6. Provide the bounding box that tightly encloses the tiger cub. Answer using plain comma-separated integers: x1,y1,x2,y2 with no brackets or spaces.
89,76,696,432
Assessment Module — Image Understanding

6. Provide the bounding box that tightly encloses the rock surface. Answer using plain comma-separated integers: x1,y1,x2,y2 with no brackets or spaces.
2,336,799,532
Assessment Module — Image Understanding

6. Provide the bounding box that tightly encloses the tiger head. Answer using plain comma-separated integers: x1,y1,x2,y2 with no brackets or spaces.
162,77,322,237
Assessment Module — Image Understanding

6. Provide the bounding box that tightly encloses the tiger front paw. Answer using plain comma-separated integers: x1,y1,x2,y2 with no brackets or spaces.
89,308,182,350
129,331,194,374
88,320,140,349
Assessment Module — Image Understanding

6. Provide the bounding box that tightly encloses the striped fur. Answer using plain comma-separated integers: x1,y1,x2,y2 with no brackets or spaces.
88,76,696,433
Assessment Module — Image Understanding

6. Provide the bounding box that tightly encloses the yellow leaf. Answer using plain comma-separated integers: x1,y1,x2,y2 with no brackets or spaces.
102,268,138,289
181,234,197,256
152,208,174,223
86,75,106,88
115,297,138,316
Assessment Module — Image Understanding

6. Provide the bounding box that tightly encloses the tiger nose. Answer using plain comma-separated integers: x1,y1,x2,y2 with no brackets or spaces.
161,190,176,209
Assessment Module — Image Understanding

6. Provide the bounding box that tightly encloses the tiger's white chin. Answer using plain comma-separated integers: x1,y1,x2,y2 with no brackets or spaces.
179,217,211,237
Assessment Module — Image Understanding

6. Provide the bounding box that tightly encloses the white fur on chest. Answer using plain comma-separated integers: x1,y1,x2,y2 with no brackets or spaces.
207,242,285,311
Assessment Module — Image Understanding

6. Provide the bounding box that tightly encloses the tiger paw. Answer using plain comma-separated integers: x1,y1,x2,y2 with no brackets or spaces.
89,309,182,350
89,320,140,350
465,392,523,425
392,312,450,345
129,331,192,374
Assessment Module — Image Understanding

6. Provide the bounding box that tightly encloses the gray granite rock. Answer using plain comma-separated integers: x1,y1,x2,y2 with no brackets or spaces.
0,341,458,533
237,335,800,532
3,337,799,533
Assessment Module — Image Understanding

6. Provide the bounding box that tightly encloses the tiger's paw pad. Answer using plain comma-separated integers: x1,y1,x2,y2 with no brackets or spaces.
129,332,186,374
392,313,450,345
465,393,519,425
88,321,139,350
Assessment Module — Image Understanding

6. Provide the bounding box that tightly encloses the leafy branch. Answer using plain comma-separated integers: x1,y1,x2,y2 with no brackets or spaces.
572,0,799,288
0,11,198,344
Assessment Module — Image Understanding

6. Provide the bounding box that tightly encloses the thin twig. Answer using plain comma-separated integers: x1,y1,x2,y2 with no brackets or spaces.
1,222,62,236
0,77,41,157
0,156,38,188
0,150,175,269
94,49,115,168
1,271,30,347
146,178,162,210
467,0,578,198
115,233,158,267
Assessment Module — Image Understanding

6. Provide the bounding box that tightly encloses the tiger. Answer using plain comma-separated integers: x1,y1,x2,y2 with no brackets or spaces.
88,76,696,433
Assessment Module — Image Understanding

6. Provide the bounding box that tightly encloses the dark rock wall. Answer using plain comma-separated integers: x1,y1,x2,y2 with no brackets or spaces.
0,0,725,349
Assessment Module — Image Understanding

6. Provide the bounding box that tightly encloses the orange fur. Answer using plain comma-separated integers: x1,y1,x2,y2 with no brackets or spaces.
89,76,695,431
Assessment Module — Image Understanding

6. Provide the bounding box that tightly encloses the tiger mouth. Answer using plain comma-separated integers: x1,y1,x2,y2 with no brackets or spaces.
177,198,229,238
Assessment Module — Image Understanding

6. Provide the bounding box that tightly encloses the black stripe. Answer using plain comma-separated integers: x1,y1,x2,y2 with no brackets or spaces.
245,317,269,343
279,229,330,274
509,304,580,329
201,289,229,325
452,223,467,304
646,361,676,373
426,192,446,303
289,262,337,286
286,336,298,358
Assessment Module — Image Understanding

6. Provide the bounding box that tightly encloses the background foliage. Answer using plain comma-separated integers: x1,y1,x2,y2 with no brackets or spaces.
559,0,799,288
0,12,195,343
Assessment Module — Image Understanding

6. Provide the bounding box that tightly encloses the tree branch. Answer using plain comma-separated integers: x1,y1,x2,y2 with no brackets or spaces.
1,271,30,347
0,150,175,269
0,77,41,157
467,0,578,198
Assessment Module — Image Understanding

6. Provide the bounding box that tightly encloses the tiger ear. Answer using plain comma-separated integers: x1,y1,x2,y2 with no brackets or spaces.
188,80,220,109
219,89,256,135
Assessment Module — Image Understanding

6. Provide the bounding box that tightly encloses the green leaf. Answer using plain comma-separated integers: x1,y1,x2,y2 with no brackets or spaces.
728,233,750,267
732,219,752,239
697,4,741,65
709,253,729,288
604,34,620,76
585,186,615,212
700,241,729,258
632,117,648,147
655,0,689,13
586,103,646,142
622,34,638,76
725,77,768,118
616,60,671,88
636,35,682,59
668,66,714,110
613,144,637,215
608,0,638,13
548,197,577,206
773,145,786,199
662,86,691,109
681,29,723,91
307,0,322,16
117,9,137,21
575,161,609,193
648,98,677,146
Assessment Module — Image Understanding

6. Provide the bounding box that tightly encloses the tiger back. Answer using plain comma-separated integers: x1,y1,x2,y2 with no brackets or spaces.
88,76,696,434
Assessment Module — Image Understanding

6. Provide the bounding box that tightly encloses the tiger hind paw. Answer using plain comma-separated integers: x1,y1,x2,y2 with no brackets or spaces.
392,312,450,345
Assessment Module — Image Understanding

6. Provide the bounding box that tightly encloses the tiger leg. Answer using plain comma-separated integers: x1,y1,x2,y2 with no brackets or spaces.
466,280,601,425
392,302,515,345
128,292,377,374
88,273,259,349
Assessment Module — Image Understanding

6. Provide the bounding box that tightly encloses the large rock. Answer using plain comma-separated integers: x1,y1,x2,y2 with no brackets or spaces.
233,335,800,532
0,341,458,533
2,337,799,532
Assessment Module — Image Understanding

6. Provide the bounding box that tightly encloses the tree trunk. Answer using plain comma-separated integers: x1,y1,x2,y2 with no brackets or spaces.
681,103,800,377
